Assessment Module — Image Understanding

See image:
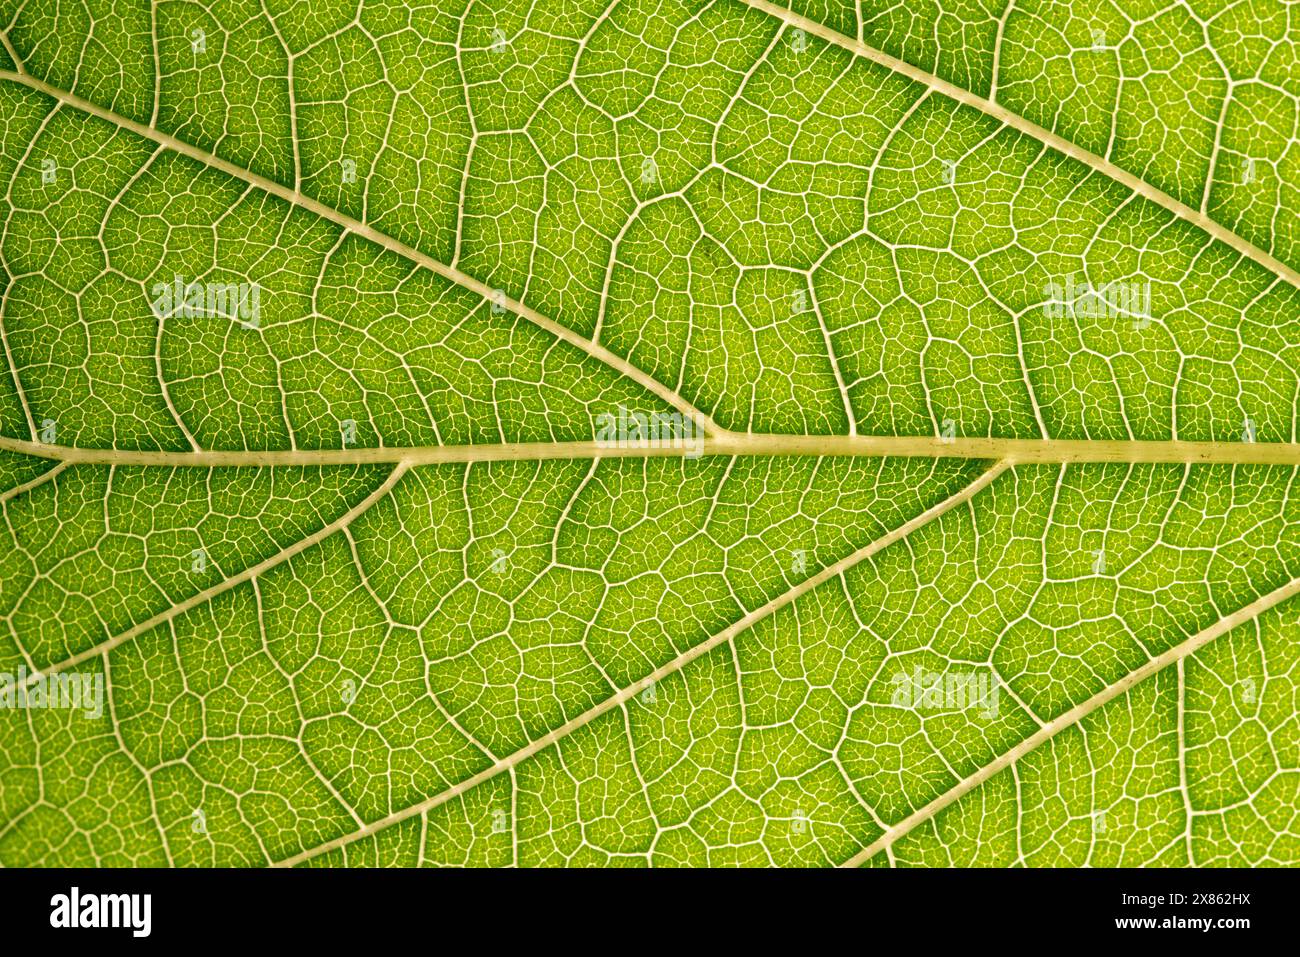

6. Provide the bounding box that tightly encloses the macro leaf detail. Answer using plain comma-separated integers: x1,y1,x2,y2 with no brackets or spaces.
0,0,1297,868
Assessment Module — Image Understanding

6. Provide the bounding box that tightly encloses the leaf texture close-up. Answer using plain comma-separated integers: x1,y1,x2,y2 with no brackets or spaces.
0,0,1297,870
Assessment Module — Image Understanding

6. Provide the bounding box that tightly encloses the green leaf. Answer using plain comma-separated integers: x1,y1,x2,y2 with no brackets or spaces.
0,0,1296,868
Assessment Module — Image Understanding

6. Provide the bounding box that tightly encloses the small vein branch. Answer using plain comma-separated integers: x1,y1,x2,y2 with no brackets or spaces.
17,461,410,688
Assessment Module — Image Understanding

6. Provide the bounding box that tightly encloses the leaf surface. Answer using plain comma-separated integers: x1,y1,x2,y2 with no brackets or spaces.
0,0,1296,867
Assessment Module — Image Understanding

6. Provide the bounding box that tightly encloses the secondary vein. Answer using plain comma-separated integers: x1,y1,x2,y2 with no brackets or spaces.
0,68,719,435
839,571,1300,867
271,459,1010,867
739,0,1300,291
